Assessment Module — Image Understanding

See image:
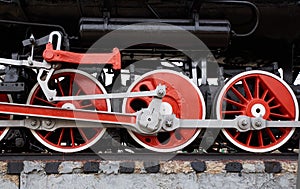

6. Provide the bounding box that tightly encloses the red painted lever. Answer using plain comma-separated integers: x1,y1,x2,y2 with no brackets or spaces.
43,43,121,70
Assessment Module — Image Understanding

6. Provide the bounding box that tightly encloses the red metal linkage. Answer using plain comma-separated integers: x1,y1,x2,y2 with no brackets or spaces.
43,43,121,70
0,102,135,126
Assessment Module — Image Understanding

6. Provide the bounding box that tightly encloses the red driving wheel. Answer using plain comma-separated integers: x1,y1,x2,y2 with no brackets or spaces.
216,70,298,152
28,69,110,152
123,70,205,152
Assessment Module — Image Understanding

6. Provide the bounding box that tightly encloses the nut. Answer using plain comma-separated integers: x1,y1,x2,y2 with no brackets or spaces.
31,120,37,126
165,120,173,127
255,121,262,127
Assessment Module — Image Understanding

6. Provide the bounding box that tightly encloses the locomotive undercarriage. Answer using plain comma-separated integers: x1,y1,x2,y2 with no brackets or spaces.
0,30,299,154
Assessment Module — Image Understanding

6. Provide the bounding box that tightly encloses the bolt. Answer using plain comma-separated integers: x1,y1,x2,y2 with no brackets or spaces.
255,120,262,127
241,119,248,126
45,120,52,126
157,89,165,96
165,120,173,127
31,120,37,126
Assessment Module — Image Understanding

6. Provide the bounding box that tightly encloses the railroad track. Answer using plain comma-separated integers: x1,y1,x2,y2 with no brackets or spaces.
0,152,297,161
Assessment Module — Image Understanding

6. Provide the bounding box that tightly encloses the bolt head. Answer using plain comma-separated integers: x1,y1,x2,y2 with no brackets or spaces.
165,120,173,127
31,120,37,126
45,120,52,126
157,89,164,95
255,121,262,127
241,120,248,126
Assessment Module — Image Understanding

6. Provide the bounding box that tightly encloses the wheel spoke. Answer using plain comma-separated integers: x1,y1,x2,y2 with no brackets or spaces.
246,131,253,146
233,132,240,139
70,128,75,147
80,103,94,109
57,128,65,145
270,104,281,110
242,79,253,100
75,89,82,96
34,97,56,106
44,132,53,139
254,77,260,98
56,79,65,96
265,128,276,143
257,130,264,147
267,97,275,104
270,113,290,119
261,89,268,100
78,128,89,142
69,75,74,96
224,98,246,108
222,110,245,115
230,86,248,103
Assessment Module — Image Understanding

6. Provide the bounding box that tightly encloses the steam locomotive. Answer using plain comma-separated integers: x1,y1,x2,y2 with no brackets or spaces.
0,0,299,153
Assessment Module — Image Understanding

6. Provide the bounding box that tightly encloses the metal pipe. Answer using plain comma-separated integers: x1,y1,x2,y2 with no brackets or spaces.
80,19,231,48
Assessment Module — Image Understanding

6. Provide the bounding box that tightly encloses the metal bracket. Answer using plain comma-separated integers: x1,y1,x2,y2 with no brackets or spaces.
37,68,57,101
48,31,62,50
0,82,25,92
136,97,163,134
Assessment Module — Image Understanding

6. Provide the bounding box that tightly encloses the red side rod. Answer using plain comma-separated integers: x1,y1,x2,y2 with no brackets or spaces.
43,43,121,70
0,102,135,125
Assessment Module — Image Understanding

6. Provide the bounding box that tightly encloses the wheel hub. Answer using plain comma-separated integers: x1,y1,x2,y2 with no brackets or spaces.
160,102,173,115
56,101,80,109
61,103,76,110
247,100,269,118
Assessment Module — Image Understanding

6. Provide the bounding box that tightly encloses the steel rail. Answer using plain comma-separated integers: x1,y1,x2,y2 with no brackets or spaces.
0,152,297,161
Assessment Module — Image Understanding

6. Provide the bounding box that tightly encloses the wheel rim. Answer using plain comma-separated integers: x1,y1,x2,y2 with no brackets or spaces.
216,70,298,153
0,94,12,141
28,69,110,153
122,70,205,152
